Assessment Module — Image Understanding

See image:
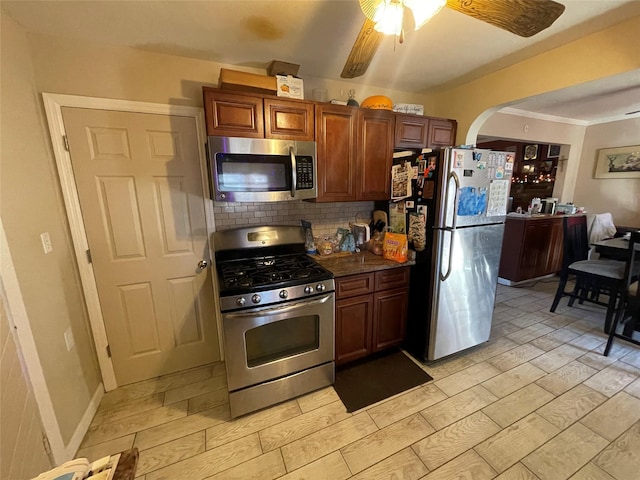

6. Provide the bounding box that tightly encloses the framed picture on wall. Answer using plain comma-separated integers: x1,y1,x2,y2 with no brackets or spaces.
547,144,561,158
594,145,640,178
524,144,538,160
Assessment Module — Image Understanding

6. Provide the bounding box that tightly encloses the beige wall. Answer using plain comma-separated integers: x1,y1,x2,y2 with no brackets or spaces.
1,296,53,479
478,112,640,226
478,112,587,206
427,15,640,144
26,32,432,114
1,14,101,446
573,118,640,227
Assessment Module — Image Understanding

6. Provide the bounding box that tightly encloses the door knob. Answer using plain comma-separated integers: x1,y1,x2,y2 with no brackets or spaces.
197,260,209,271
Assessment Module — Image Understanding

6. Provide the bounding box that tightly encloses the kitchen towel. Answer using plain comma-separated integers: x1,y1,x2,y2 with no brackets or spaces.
333,349,432,413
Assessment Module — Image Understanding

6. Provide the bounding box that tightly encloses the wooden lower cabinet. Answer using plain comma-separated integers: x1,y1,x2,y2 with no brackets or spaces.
499,216,564,283
335,267,409,365
335,294,374,365
373,287,409,351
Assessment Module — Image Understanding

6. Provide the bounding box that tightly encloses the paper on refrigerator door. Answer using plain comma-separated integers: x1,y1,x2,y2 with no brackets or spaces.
391,161,412,200
487,179,510,216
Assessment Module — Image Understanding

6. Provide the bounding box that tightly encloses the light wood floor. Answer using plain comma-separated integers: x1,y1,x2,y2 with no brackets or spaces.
78,280,640,480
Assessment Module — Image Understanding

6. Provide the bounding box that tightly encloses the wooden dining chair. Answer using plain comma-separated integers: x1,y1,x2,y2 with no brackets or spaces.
603,230,640,355
550,215,626,332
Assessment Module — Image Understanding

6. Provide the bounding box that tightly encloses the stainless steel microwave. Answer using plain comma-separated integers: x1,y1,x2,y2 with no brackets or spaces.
207,136,317,202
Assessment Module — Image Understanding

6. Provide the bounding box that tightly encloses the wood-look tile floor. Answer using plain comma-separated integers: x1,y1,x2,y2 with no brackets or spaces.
78,280,640,480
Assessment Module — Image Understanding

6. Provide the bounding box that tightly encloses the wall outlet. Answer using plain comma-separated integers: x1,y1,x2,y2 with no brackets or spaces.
40,232,53,254
64,328,75,351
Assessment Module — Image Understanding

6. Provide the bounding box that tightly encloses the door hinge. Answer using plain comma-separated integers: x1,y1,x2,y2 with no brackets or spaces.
106,344,111,358
86,249,92,264
42,434,52,455
63,135,70,152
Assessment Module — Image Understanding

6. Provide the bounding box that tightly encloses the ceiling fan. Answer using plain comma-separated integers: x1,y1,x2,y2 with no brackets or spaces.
342,0,566,79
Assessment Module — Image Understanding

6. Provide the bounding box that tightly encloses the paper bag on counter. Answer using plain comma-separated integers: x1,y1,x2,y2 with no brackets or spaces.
382,232,408,263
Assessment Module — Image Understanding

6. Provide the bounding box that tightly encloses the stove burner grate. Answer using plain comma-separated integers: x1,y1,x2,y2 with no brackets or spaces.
218,254,331,292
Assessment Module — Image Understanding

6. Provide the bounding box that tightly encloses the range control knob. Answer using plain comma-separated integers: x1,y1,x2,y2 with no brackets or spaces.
236,297,246,307
251,294,261,304
304,286,313,294
279,290,288,299
316,283,326,292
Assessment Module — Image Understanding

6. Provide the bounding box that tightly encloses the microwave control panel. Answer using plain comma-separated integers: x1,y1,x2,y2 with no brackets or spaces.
296,156,314,190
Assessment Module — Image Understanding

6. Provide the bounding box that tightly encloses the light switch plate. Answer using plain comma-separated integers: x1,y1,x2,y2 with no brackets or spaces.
64,328,75,351
40,232,53,254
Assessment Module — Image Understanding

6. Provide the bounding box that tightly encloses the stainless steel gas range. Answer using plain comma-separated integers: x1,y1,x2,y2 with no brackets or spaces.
213,225,335,418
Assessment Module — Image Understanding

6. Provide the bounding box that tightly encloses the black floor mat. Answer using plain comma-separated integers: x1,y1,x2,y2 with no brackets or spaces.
333,349,433,413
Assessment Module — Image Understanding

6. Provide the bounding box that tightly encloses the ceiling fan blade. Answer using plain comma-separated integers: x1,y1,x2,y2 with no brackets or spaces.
446,0,565,37
341,18,383,79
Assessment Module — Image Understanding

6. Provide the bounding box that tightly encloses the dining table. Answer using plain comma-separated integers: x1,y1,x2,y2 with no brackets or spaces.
592,236,639,261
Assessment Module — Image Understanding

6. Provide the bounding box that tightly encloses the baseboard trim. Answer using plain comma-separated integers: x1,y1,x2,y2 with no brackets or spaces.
66,383,104,459
498,274,556,287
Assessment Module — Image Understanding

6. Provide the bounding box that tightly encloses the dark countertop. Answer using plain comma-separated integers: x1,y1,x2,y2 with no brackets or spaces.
310,251,415,277
505,213,584,221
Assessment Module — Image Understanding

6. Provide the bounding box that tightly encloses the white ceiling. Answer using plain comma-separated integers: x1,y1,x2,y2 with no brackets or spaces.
3,0,640,123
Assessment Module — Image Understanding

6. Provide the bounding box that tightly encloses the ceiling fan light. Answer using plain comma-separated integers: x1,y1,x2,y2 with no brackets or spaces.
405,0,446,30
372,0,404,35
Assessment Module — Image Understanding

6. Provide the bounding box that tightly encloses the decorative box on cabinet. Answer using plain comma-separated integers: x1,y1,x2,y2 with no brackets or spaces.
498,215,564,284
203,87,314,140
335,267,409,365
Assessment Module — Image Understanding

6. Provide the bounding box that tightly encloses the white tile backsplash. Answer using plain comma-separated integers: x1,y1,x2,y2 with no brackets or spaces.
212,200,376,236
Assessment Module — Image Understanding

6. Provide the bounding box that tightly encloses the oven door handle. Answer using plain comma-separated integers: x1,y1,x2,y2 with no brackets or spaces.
290,145,297,198
224,293,333,319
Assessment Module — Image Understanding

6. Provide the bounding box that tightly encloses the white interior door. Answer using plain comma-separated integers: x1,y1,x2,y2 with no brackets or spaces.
62,107,220,385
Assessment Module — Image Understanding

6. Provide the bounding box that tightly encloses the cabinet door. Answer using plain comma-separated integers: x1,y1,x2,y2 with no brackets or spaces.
395,114,429,149
357,109,395,200
520,219,561,279
203,90,264,138
264,98,314,141
544,218,564,274
335,294,373,365
427,118,457,148
373,287,408,352
315,105,358,202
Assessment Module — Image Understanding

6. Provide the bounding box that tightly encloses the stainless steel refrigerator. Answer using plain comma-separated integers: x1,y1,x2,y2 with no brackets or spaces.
405,147,514,361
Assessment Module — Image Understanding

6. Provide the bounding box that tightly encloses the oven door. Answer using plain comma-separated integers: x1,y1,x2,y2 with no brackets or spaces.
222,292,335,392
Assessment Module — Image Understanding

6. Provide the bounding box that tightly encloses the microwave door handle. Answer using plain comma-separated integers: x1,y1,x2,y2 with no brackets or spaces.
289,146,297,197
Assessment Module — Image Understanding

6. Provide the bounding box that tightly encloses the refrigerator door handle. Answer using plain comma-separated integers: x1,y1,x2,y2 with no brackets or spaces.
443,171,460,229
450,171,460,229
440,229,454,281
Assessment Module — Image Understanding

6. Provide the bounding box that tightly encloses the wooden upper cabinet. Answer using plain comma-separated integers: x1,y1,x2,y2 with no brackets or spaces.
395,114,429,149
314,104,358,202
203,89,264,138
203,88,314,140
427,118,457,148
358,109,395,200
264,98,314,141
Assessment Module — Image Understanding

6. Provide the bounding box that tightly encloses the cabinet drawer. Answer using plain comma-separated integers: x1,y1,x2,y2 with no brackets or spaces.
375,267,410,291
335,273,374,299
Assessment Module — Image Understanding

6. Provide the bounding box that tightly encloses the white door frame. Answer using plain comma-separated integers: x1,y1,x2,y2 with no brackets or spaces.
42,93,221,391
